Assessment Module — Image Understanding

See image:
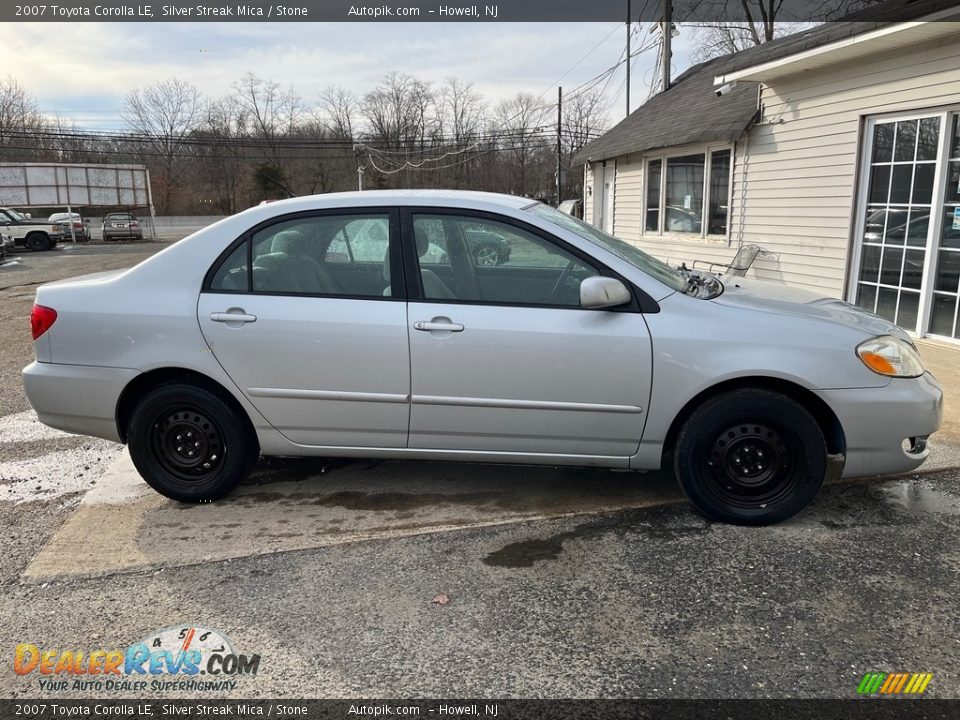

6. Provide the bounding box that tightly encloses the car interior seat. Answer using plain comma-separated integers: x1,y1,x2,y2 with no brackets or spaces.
381,233,456,298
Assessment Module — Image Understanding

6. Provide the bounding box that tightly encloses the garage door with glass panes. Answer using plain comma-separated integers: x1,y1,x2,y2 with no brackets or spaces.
853,112,960,341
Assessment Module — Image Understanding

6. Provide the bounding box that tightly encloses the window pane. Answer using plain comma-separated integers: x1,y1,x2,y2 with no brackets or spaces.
890,165,913,204
905,211,929,247
665,154,704,233
894,119,917,162
868,166,890,204
945,161,960,204
935,249,960,293
951,115,960,159
708,149,731,235
645,159,661,232
917,117,940,161
942,206,960,249
897,290,920,331
873,123,894,163
880,246,904,286
411,214,597,306
912,164,935,205
876,287,898,322
210,243,248,292
856,283,877,313
859,244,881,283
251,214,390,297
882,209,909,245
929,294,958,337
902,249,925,290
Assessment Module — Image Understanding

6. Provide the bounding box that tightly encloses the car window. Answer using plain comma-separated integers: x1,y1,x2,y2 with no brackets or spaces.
412,214,597,306
209,213,392,298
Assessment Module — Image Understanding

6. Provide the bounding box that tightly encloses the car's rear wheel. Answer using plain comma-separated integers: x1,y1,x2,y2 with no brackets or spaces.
127,382,259,503
673,389,826,525
25,233,51,252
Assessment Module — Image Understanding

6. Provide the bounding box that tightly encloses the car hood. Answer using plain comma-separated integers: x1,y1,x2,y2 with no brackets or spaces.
711,276,911,342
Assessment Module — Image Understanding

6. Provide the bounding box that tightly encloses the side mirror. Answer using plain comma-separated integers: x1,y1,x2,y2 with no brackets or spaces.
580,276,631,309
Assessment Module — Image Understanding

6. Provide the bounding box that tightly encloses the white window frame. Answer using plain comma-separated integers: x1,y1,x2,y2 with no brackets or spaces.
847,106,958,341
641,144,734,242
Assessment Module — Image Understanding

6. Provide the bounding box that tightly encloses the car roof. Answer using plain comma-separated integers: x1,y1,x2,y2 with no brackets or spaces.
251,190,536,213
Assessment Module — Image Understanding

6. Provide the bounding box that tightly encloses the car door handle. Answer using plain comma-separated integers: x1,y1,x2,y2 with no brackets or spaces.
414,320,464,332
209,311,257,324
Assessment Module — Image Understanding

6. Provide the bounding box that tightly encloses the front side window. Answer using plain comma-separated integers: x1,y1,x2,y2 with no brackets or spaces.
643,148,732,238
412,213,597,307
208,213,392,298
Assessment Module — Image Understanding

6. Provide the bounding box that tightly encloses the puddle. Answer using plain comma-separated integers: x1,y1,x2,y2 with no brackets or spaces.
879,479,960,516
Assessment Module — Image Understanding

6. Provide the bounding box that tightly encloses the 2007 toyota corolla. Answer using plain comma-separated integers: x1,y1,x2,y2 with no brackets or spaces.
22,191,943,525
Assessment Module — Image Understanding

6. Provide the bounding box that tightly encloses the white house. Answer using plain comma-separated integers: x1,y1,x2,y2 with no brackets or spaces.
575,0,960,342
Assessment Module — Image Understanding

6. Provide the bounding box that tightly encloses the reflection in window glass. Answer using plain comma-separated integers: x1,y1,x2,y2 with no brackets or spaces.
665,154,704,233
210,243,248,292
918,117,940,161
894,119,917,162
412,214,597,306
708,150,731,235
873,123,893,163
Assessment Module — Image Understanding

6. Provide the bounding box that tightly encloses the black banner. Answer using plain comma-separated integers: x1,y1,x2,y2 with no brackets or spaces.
3,0,959,23
3,699,960,720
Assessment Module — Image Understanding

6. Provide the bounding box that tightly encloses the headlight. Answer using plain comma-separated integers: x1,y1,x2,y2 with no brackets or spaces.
857,336,925,378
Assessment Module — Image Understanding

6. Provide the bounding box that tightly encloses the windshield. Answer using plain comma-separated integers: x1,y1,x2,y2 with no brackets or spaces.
526,203,686,292
5,209,25,222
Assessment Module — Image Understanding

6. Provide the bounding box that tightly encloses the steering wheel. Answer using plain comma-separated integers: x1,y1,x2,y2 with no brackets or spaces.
548,259,576,304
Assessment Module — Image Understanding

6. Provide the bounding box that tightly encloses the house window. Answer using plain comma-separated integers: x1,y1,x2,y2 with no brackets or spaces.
643,147,732,239
645,159,661,231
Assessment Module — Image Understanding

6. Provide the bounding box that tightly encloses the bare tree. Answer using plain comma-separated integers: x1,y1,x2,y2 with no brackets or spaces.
122,78,202,213
319,86,358,139
0,76,47,161
561,88,607,199
493,93,550,197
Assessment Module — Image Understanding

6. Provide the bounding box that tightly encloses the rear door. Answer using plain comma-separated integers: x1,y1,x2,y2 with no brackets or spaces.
197,208,411,447
402,209,653,459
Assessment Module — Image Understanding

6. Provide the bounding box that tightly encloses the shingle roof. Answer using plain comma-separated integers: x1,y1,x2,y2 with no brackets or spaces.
573,0,959,165
571,56,759,164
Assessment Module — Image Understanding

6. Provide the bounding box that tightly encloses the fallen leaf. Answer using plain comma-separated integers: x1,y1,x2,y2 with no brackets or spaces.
432,593,450,605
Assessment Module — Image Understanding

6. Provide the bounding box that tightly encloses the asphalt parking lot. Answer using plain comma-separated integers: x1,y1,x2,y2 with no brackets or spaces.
1,242,959,699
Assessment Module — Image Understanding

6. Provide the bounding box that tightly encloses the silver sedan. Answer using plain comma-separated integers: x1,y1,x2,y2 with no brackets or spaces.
22,191,942,525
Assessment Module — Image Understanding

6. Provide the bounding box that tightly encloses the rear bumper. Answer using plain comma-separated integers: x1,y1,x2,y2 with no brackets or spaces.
822,372,943,478
22,361,138,443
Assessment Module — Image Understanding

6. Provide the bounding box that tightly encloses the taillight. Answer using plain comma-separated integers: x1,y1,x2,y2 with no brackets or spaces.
31,305,57,340
130,221,139,228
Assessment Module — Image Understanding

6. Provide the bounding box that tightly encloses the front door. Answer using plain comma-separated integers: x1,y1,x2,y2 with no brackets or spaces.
601,163,616,234
197,209,410,447
403,210,652,459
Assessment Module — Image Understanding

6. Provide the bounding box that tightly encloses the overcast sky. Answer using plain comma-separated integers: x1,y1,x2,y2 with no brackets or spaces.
4,21,696,130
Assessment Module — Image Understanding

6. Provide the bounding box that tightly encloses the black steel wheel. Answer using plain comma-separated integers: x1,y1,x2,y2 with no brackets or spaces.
674,389,826,525
128,382,259,502
25,233,51,252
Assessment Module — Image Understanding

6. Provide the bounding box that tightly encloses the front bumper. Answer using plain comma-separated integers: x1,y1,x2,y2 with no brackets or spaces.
22,361,138,443
821,371,943,478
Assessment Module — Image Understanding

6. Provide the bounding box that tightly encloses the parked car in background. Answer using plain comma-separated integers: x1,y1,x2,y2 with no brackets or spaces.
48,213,90,242
0,232,12,262
102,212,143,241
465,228,511,266
22,190,942,526
0,207,63,251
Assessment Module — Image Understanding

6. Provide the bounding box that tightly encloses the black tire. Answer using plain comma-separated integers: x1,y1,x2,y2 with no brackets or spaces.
25,233,51,252
673,389,826,526
127,382,259,503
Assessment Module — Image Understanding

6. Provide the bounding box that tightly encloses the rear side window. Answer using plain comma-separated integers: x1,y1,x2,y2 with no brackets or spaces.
207,212,393,298
210,243,248,292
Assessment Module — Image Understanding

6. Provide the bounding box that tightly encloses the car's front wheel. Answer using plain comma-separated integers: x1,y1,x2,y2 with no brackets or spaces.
127,382,259,503
25,233,51,252
673,389,826,525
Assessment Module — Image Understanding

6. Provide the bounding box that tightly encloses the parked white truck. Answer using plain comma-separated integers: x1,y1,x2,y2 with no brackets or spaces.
0,208,64,251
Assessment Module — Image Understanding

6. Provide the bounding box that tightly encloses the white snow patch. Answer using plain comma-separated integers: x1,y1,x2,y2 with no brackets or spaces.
0,441,123,503
0,411,73,444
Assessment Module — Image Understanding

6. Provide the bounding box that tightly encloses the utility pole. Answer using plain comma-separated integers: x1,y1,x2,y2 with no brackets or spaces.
556,86,563,205
661,0,672,93
353,143,365,190
626,0,631,117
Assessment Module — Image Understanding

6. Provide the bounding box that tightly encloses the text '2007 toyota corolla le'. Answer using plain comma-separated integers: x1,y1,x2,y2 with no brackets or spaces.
22,191,943,525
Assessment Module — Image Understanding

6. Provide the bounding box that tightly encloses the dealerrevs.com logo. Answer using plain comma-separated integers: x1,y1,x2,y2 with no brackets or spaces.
13,624,261,692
